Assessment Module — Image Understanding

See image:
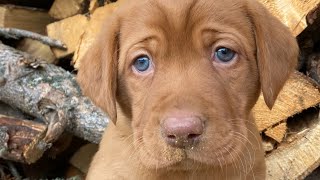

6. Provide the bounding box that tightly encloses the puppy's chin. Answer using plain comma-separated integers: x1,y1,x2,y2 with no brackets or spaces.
133,118,252,171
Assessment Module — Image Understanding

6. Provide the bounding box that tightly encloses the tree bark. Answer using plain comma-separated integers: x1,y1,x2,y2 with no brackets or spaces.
0,42,109,144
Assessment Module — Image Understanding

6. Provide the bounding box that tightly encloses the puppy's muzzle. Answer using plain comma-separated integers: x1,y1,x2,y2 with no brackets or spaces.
161,111,205,149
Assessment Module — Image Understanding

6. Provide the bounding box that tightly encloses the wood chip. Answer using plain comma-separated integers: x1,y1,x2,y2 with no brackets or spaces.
265,122,287,143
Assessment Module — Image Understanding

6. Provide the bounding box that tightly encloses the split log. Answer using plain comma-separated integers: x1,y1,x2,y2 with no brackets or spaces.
47,14,89,58
73,0,128,69
0,5,53,35
73,2,119,69
49,0,88,20
266,114,320,179
253,71,320,132
0,42,109,144
259,0,320,36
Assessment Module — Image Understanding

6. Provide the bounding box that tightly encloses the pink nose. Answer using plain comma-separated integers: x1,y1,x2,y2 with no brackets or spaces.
161,115,204,149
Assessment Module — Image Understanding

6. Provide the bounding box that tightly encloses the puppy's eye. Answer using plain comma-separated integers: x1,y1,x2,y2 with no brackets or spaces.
133,55,151,72
214,47,236,63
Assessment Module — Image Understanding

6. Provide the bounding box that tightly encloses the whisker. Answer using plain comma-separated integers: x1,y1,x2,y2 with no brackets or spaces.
231,134,258,179
226,119,262,146
223,146,239,176
214,151,225,179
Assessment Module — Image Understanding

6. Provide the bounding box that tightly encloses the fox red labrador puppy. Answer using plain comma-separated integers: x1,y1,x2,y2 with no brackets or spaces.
77,0,298,179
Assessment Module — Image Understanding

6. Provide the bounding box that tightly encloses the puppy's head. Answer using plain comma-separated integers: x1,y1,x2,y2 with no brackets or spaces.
78,0,298,171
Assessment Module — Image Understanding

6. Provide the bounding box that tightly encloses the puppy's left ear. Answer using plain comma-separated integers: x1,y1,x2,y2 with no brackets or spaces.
77,15,120,124
246,0,299,109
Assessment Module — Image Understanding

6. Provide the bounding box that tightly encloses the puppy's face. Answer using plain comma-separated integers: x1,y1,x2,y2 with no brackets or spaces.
78,0,298,171
118,0,260,169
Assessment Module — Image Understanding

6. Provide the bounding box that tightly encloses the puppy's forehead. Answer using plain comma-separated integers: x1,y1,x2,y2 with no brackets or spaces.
118,0,251,40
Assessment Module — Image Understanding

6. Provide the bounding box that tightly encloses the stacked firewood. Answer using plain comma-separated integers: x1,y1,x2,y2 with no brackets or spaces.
0,0,319,179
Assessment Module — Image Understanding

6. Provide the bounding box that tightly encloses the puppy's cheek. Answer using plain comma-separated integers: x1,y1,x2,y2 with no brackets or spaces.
220,119,250,165
202,117,249,166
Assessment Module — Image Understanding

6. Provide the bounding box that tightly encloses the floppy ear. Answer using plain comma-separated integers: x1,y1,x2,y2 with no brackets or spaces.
77,15,119,124
246,0,299,109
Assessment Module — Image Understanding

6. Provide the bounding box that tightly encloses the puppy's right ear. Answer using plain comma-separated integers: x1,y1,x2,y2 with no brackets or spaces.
246,0,299,109
77,15,119,124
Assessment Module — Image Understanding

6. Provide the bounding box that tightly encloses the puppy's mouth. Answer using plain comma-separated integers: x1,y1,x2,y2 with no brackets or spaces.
138,135,244,171
164,158,203,171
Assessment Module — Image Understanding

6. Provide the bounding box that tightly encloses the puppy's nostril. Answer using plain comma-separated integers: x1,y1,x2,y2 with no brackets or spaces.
167,134,200,140
188,134,200,139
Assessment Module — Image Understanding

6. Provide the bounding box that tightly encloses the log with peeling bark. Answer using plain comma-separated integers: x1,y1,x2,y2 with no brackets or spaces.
0,42,109,145
0,115,47,164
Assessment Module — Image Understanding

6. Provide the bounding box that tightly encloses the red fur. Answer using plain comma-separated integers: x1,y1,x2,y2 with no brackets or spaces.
77,0,298,179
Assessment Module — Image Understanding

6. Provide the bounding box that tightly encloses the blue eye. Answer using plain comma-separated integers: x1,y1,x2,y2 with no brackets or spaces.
133,56,151,72
215,47,236,62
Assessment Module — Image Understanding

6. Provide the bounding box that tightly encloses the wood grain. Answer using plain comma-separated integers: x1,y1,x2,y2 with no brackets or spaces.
253,71,320,131
47,14,89,58
266,117,320,179
259,0,320,36
0,5,53,35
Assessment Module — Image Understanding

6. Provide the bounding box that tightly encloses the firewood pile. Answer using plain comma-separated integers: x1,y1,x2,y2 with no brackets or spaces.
0,0,319,179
